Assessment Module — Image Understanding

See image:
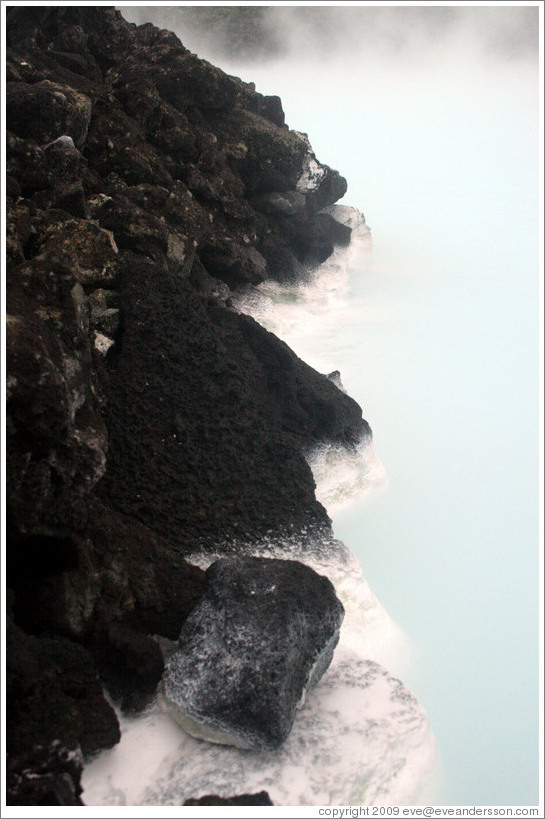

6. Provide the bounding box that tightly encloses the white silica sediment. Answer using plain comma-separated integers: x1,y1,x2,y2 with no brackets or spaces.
82,644,436,806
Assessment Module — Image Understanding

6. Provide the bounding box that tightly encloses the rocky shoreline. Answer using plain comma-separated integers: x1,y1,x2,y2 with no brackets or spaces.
5,7,371,805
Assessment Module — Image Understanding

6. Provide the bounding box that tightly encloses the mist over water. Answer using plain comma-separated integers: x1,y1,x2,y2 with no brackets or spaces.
118,5,541,807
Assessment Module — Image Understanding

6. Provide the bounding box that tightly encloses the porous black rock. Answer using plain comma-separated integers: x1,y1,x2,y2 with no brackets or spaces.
162,556,345,751
6,743,85,806
6,616,120,759
89,622,165,714
184,791,274,806
6,80,92,149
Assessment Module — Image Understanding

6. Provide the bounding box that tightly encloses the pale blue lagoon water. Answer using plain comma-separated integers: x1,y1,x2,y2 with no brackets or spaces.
220,39,541,809
240,210,540,805
330,239,540,806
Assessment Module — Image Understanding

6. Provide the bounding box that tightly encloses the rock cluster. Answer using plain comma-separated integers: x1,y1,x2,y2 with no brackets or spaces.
5,6,370,805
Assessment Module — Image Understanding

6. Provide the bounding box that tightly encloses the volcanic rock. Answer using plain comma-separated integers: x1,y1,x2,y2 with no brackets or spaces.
5,4,371,802
6,80,92,149
6,615,120,759
6,743,85,806
184,791,274,806
162,557,345,750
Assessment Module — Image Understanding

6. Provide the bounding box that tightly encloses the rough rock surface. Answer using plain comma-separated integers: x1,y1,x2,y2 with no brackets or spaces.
5,5,370,804
162,557,345,750
6,606,121,759
6,743,85,806
184,791,274,806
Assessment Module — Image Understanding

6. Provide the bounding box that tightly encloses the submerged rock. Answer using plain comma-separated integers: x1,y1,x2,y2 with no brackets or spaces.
162,556,344,751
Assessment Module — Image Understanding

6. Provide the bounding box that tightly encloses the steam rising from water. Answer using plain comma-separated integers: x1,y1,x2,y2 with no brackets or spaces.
121,5,538,65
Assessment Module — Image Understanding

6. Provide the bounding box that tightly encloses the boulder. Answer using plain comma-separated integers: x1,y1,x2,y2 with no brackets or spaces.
321,203,373,245
89,623,164,713
162,556,345,751
6,132,54,196
94,194,169,262
221,309,369,449
258,235,304,283
295,134,348,213
42,135,87,185
85,99,173,188
87,289,120,337
222,108,309,195
36,218,120,288
5,309,107,536
305,167,348,215
274,211,336,268
314,211,352,248
8,496,206,644
258,94,285,127
200,236,267,287
153,53,241,112
97,255,361,546
35,135,90,218
6,80,92,149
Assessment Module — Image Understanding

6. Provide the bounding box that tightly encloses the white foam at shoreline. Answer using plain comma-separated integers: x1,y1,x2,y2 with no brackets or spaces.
82,643,436,807
232,235,372,383
308,437,388,517
82,506,436,807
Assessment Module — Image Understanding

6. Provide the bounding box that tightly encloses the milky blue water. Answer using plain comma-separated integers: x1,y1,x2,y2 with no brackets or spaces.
213,20,541,808
325,239,540,806
235,195,540,806
114,6,541,807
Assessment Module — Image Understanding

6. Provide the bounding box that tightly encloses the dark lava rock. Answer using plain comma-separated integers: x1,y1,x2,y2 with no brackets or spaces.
89,622,164,713
6,743,84,806
305,165,348,215
221,108,308,195
5,3,369,800
153,52,241,113
184,790,274,806
162,557,345,750
199,235,267,286
252,190,307,216
5,305,108,537
315,211,353,248
6,80,92,149
214,308,370,450
95,253,337,546
9,496,206,644
6,616,120,759
95,248,368,547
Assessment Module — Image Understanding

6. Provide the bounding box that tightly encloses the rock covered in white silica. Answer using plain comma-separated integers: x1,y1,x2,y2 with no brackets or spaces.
162,556,344,750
